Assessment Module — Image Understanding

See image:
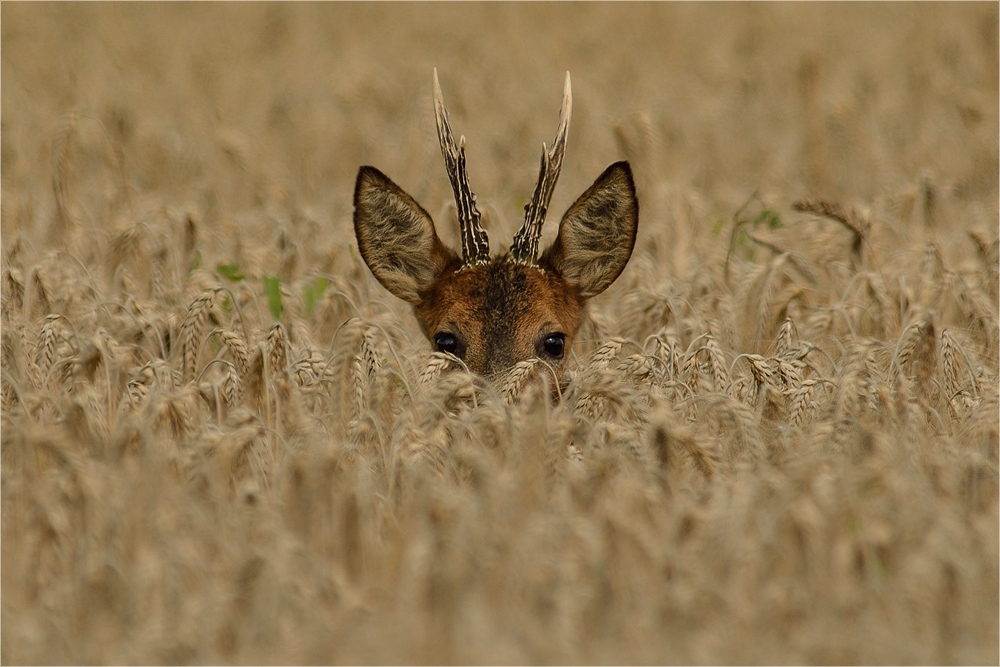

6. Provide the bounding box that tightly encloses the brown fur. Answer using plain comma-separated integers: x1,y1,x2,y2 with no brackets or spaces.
415,258,586,380
542,162,639,299
353,166,457,305
354,154,638,382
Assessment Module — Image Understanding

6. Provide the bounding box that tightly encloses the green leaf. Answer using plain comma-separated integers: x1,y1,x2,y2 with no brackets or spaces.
734,228,750,251
217,263,245,282
752,208,783,230
263,275,283,320
303,276,330,318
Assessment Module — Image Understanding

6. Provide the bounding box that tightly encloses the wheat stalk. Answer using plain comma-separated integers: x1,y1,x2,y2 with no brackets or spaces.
291,350,327,387
349,356,366,432
648,332,683,384
695,394,763,464
29,268,52,319
51,113,79,237
736,354,775,406
499,359,540,404
224,362,243,407
776,316,797,357
792,198,869,260
774,358,804,391
892,312,936,401
590,337,626,369
788,379,820,428
939,328,962,399
703,335,729,392
617,354,653,384
34,314,63,378
3,268,25,316
360,326,382,381
266,322,289,377
652,422,717,478
218,329,251,376
419,352,459,386
1,378,17,412
245,343,268,418
967,230,999,302
804,308,834,341
179,290,218,383
682,337,711,398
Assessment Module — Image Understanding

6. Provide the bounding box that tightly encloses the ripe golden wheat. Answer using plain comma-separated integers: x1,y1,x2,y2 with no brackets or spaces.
2,3,997,664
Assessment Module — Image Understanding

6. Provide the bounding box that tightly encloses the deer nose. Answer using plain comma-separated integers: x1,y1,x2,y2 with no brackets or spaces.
482,351,516,384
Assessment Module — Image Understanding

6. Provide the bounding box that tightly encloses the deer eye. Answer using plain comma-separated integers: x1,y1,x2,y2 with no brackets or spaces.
540,333,566,360
434,332,462,357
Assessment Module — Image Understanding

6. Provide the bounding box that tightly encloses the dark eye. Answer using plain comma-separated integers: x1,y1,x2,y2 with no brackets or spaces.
540,333,565,360
434,332,460,356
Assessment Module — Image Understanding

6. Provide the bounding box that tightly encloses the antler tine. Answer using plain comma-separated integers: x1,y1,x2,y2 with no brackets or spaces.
511,71,572,266
433,69,490,268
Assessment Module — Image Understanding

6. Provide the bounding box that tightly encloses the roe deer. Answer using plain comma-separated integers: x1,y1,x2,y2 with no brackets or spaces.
354,71,638,382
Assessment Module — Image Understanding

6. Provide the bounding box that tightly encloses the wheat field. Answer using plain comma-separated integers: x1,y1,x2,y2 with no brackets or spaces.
2,4,998,664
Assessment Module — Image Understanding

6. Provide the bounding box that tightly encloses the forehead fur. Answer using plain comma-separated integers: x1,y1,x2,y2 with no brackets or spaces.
414,257,585,378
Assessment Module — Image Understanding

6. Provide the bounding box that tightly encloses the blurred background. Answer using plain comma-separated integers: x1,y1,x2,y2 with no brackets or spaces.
3,3,997,260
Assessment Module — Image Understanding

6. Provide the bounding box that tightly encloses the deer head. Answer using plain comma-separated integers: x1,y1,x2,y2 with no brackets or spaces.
354,71,638,382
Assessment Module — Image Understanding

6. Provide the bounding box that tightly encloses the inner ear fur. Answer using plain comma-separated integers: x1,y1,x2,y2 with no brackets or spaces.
353,166,458,304
541,161,638,299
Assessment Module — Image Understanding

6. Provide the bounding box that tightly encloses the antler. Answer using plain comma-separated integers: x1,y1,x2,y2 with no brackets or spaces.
510,72,572,266
433,69,490,268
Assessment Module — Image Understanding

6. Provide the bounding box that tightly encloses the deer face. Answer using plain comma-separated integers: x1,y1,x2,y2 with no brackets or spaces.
415,256,585,381
353,72,638,382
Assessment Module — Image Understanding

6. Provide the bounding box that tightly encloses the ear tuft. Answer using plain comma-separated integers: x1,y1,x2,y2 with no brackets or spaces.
541,161,638,299
353,166,457,304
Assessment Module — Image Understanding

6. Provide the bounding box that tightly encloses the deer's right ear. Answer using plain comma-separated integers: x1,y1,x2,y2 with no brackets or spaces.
542,161,639,299
354,166,458,305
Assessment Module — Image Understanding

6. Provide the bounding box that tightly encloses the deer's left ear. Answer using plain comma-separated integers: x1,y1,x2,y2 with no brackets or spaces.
541,161,638,299
354,166,458,305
